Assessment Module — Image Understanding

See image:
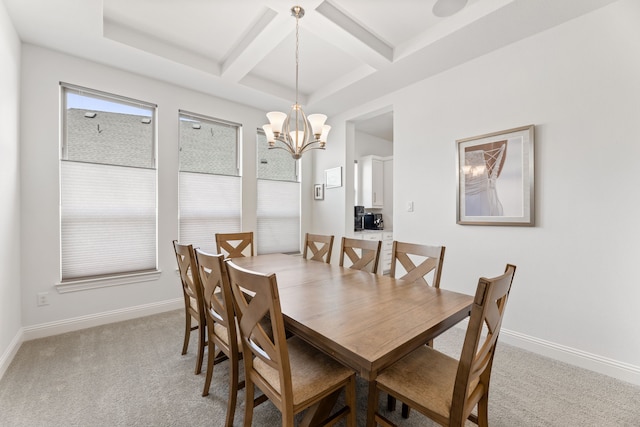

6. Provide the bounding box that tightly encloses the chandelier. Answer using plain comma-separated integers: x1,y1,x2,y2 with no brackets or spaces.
262,6,330,160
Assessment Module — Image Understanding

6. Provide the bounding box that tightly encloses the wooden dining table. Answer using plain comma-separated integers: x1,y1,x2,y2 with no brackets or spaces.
231,253,474,426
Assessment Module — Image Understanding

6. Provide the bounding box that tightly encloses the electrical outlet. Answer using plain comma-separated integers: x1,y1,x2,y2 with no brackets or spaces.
37,292,49,306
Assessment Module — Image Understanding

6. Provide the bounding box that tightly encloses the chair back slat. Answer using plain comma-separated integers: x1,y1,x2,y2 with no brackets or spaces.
216,232,254,258
390,241,445,288
303,233,334,263
339,237,381,273
194,250,234,342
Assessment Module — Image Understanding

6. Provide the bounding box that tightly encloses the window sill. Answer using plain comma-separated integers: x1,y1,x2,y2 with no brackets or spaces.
55,270,162,293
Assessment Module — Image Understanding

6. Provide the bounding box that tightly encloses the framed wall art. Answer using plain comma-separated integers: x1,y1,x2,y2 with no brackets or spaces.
324,166,342,189
456,125,535,226
314,184,324,200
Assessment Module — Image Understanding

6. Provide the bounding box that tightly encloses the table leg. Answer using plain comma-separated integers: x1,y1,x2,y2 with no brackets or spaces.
366,380,378,427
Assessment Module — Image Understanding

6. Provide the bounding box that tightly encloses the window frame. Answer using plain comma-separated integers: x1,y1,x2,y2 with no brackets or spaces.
256,130,301,255
56,83,160,293
177,110,243,254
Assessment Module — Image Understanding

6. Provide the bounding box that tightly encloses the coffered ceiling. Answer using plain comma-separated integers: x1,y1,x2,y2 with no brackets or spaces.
5,0,618,121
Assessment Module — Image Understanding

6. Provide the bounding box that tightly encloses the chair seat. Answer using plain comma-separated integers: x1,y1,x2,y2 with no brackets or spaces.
213,322,239,348
376,345,479,420
254,336,354,406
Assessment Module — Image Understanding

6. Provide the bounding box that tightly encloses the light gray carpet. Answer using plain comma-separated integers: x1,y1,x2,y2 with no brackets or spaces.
1,310,638,426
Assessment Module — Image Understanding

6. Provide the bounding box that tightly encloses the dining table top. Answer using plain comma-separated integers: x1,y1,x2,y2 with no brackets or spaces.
230,253,474,381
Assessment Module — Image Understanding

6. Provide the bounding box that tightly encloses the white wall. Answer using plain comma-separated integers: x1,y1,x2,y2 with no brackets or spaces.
0,0,22,378
354,130,392,159
18,44,307,329
308,121,348,241
316,0,640,384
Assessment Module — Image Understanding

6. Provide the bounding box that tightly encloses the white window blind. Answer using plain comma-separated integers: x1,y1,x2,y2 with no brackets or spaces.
179,172,241,254
179,111,241,253
257,180,300,254
61,162,156,279
60,84,157,282
256,131,300,254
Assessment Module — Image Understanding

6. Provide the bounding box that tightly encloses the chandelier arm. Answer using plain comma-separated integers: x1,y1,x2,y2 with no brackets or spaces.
299,144,326,156
268,145,296,153
274,135,296,152
297,139,322,153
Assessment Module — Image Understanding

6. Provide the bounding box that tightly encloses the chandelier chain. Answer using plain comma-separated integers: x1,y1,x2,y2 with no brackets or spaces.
295,11,299,107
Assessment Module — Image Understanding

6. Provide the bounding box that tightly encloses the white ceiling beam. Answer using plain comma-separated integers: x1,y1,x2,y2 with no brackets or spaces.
240,73,304,106
306,0,393,69
103,18,221,76
221,7,295,83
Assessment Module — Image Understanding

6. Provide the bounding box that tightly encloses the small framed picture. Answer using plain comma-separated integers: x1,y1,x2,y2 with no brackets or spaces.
456,125,535,226
314,184,324,200
324,166,342,189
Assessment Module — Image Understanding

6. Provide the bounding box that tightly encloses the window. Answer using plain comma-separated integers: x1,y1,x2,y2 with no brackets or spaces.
256,131,300,254
60,84,157,286
179,111,241,254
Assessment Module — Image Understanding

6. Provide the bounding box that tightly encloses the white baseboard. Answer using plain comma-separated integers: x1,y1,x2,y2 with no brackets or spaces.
500,328,640,387
22,298,182,341
5,302,640,388
1,298,182,381
0,329,23,381
450,321,640,386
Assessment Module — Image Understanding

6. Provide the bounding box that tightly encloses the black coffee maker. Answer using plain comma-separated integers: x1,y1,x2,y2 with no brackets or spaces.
363,213,384,230
354,206,365,231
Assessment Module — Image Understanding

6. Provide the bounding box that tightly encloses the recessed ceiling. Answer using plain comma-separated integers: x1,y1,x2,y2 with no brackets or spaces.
4,0,619,121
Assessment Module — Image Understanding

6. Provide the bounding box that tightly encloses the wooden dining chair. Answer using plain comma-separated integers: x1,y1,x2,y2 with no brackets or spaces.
302,233,334,263
216,231,254,258
226,260,357,427
172,240,207,375
370,264,517,427
339,237,381,273
194,249,242,427
387,241,446,416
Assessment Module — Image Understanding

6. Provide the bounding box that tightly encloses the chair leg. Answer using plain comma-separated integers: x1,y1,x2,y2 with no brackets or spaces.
387,395,396,411
282,405,295,427
244,380,255,427
225,355,239,427
477,393,489,427
345,376,357,427
195,320,206,374
182,311,191,355
202,341,215,397
401,402,411,418
366,381,378,427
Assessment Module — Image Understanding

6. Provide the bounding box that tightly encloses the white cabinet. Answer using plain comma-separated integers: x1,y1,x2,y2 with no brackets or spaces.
360,155,384,208
354,231,393,274
381,231,394,273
